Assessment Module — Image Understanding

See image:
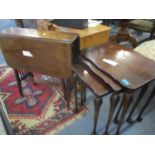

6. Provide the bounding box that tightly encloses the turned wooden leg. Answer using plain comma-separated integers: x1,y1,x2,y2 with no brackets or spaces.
110,34,137,48
73,75,78,112
78,79,86,107
14,19,24,28
114,97,123,124
103,93,120,135
127,84,149,124
136,87,155,122
62,79,71,110
92,97,103,135
83,84,86,104
14,69,23,96
115,93,133,135
28,72,36,85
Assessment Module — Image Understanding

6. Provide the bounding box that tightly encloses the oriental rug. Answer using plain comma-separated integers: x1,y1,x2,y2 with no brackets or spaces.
0,65,87,135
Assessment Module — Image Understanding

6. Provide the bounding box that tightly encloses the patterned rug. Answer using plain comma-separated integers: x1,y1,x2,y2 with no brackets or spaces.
0,64,87,135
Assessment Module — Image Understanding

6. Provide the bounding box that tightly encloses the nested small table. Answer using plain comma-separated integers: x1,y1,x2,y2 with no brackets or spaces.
127,40,155,123
81,42,155,134
73,56,124,134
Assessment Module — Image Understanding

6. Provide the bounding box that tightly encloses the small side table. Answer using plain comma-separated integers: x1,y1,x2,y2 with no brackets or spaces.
127,40,155,123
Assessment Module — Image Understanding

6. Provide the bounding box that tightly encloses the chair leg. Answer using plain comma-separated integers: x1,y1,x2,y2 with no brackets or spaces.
126,84,149,124
136,87,155,122
14,69,23,96
103,93,120,135
92,97,102,135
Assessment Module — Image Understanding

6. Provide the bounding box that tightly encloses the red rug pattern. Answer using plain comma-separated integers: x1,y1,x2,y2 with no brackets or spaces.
0,65,86,134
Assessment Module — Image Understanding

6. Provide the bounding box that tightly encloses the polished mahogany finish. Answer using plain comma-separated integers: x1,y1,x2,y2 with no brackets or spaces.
0,27,80,109
81,42,155,134
72,64,111,97
0,27,80,78
72,63,119,134
80,56,122,92
82,42,155,90
0,27,78,42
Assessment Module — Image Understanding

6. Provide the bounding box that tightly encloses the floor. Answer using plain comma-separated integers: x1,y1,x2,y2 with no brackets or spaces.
0,19,155,135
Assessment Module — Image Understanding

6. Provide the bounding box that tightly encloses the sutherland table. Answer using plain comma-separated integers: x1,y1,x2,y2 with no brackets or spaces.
0,27,80,109
55,24,111,50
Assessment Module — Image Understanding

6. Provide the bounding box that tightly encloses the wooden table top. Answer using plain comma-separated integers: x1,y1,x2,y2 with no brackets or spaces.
82,42,155,90
0,27,78,43
80,56,122,92
0,27,80,78
72,64,111,97
55,24,111,38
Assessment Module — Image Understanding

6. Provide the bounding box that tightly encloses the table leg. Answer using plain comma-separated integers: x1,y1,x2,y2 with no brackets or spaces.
73,75,78,112
103,93,120,135
92,97,103,135
28,72,36,85
14,69,23,96
114,98,123,124
83,84,86,104
62,79,71,110
126,84,149,124
110,20,138,48
115,93,134,135
136,87,155,122
79,79,86,106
